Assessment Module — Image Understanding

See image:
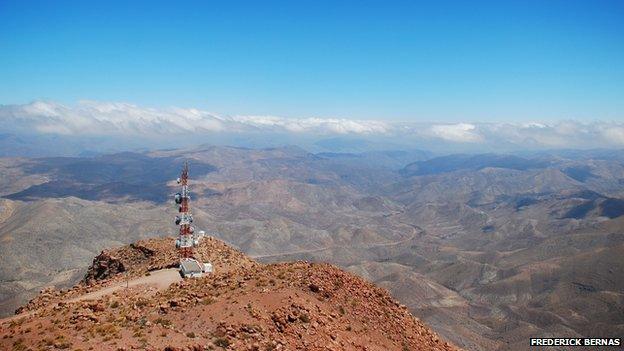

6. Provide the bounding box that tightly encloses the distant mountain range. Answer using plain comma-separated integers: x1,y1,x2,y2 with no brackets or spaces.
0,145,623,350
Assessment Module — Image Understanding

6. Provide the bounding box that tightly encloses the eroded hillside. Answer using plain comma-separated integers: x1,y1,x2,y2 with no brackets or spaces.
1,146,623,350
1,237,458,351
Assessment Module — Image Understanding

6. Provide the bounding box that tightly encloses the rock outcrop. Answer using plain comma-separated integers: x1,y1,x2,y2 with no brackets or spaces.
84,251,127,283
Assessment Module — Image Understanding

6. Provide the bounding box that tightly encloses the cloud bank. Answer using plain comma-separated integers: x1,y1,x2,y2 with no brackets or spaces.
429,123,483,143
2,101,389,136
1,101,623,150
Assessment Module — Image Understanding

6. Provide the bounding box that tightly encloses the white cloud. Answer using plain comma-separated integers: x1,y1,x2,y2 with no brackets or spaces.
520,122,546,129
1,101,623,150
0,101,389,136
22,101,62,117
429,123,483,143
231,116,390,135
600,125,624,145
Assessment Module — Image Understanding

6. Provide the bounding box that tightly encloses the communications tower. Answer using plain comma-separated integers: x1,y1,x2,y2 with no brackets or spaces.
173,161,212,277
174,161,196,257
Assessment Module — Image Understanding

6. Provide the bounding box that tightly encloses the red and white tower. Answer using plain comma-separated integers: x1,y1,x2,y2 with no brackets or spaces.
173,161,212,278
174,161,196,258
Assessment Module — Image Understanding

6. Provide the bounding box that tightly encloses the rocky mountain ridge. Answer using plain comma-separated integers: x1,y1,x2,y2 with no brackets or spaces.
1,237,459,351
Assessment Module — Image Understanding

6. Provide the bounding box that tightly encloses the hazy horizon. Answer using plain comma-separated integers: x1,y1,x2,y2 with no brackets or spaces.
0,100,623,157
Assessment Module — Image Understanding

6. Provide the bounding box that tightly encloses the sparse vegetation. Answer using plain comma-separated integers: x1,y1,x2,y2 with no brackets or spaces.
154,317,172,327
213,337,230,348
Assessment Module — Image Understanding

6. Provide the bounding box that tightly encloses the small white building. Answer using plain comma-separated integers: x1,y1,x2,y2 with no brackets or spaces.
180,258,203,278
203,262,213,274
179,258,213,278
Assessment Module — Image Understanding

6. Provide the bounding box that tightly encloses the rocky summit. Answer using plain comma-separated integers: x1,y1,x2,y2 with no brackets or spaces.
0,237,459,351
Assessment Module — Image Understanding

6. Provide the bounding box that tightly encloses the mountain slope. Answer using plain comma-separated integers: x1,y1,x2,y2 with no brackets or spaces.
2,147,624,350
0,237,459,351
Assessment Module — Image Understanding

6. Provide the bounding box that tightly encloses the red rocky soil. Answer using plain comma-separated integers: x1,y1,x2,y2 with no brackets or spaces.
1,237,460,351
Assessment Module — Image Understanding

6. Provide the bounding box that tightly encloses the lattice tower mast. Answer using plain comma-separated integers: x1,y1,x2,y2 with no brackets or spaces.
175,161,194,258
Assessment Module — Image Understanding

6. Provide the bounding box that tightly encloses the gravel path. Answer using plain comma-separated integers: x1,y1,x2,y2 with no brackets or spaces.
66,268,182,303
1,268,182,323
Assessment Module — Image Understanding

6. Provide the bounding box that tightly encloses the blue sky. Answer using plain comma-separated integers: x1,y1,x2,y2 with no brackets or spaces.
1,0,623,122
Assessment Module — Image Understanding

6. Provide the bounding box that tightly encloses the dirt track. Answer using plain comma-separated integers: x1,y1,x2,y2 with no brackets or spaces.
0,268,182,324
66,268,182,303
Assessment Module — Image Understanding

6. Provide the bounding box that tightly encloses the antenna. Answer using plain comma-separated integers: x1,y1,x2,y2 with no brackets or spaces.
174,161,195,258
174,161,212,278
